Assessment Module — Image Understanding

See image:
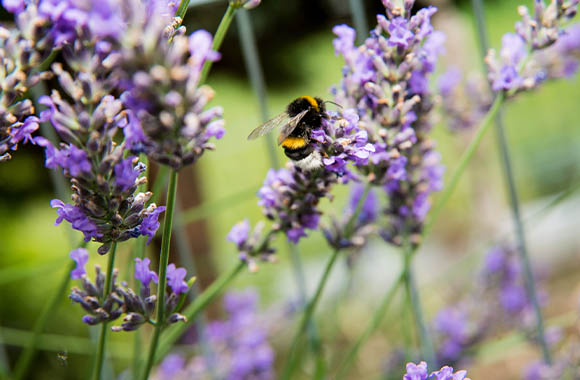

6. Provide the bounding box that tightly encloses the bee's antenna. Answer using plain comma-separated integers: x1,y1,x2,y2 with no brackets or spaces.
321,100,342,109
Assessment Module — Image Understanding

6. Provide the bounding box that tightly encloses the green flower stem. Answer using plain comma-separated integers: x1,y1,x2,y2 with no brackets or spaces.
403,240,436,367
92,242,118,380
12,240,87,380
348,0,369,45
424,91,504,237
199,3,237,86
141,170,179,380
470,0,552,364
176,0,192,20
282,183,372,380
335,270,405,379
155,261,245,362
281,248,341,380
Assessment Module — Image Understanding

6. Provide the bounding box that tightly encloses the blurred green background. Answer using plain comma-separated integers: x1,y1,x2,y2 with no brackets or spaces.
1,0,579,379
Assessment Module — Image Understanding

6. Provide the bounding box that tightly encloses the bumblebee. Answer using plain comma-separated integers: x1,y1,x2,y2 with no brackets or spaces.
247,96,329,171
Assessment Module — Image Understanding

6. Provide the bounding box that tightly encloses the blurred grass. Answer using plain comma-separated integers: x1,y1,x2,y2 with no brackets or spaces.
1,0,580,378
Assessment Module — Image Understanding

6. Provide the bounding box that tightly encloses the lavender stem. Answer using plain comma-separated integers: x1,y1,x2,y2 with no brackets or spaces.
91,242,118,380
199,2,237,85
403,241,436,367
470,0,552,364
282,184,372,380
141,170,179,380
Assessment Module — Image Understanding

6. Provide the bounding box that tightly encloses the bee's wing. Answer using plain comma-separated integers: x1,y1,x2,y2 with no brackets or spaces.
277,109,309,145
247,112,291,140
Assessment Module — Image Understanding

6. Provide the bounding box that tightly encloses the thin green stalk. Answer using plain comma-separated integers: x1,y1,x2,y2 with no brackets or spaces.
470,0,552,364
236,9,279,166
282,184,372,379
91,242,118,380
156,261,245,362
141,170,179,380
281,248,341,380
199,3,237,85
335,270,405,379
176,0,192,20
424,92,504,237
348,0,369,45
403,254,436,367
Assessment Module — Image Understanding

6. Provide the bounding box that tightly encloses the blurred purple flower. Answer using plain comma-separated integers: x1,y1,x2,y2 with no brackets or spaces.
69,248,89,279
134,258,158,288
140,206,166,244
227,219,251,247
2,0,25,13
166,264,188,295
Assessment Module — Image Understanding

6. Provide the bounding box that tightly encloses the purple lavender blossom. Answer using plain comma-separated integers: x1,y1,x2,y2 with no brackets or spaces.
114,156,145,192
386,17,414,50
348,183,378,225
118,14,225,170
69,248,89,279
166,264,188,295
438,67,462,97
140,206,166,244
333,1,446,246
403,362,470,380
486,1,579,94
51,199,101,241
134,258,158,287
227,219,251,248
2,0,25,13
491,65,522,91
227,220,275,271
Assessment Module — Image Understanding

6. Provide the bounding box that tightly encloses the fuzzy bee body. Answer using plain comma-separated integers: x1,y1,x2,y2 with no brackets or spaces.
248,96,327,170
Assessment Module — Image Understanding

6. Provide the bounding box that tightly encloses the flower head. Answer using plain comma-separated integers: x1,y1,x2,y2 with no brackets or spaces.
486,0,580,94
333,2,446,246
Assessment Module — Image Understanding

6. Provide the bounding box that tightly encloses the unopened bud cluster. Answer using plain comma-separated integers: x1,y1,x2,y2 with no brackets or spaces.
69,251,190,331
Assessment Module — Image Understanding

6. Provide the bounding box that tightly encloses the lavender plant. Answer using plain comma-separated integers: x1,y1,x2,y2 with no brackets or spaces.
333,1,445,246
0,1,57,161
68,251,191,330
486,0,580,95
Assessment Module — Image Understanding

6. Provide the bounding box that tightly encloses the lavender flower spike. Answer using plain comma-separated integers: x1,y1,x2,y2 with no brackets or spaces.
333,1,445,246
119,10,225,170
69,248,89,279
